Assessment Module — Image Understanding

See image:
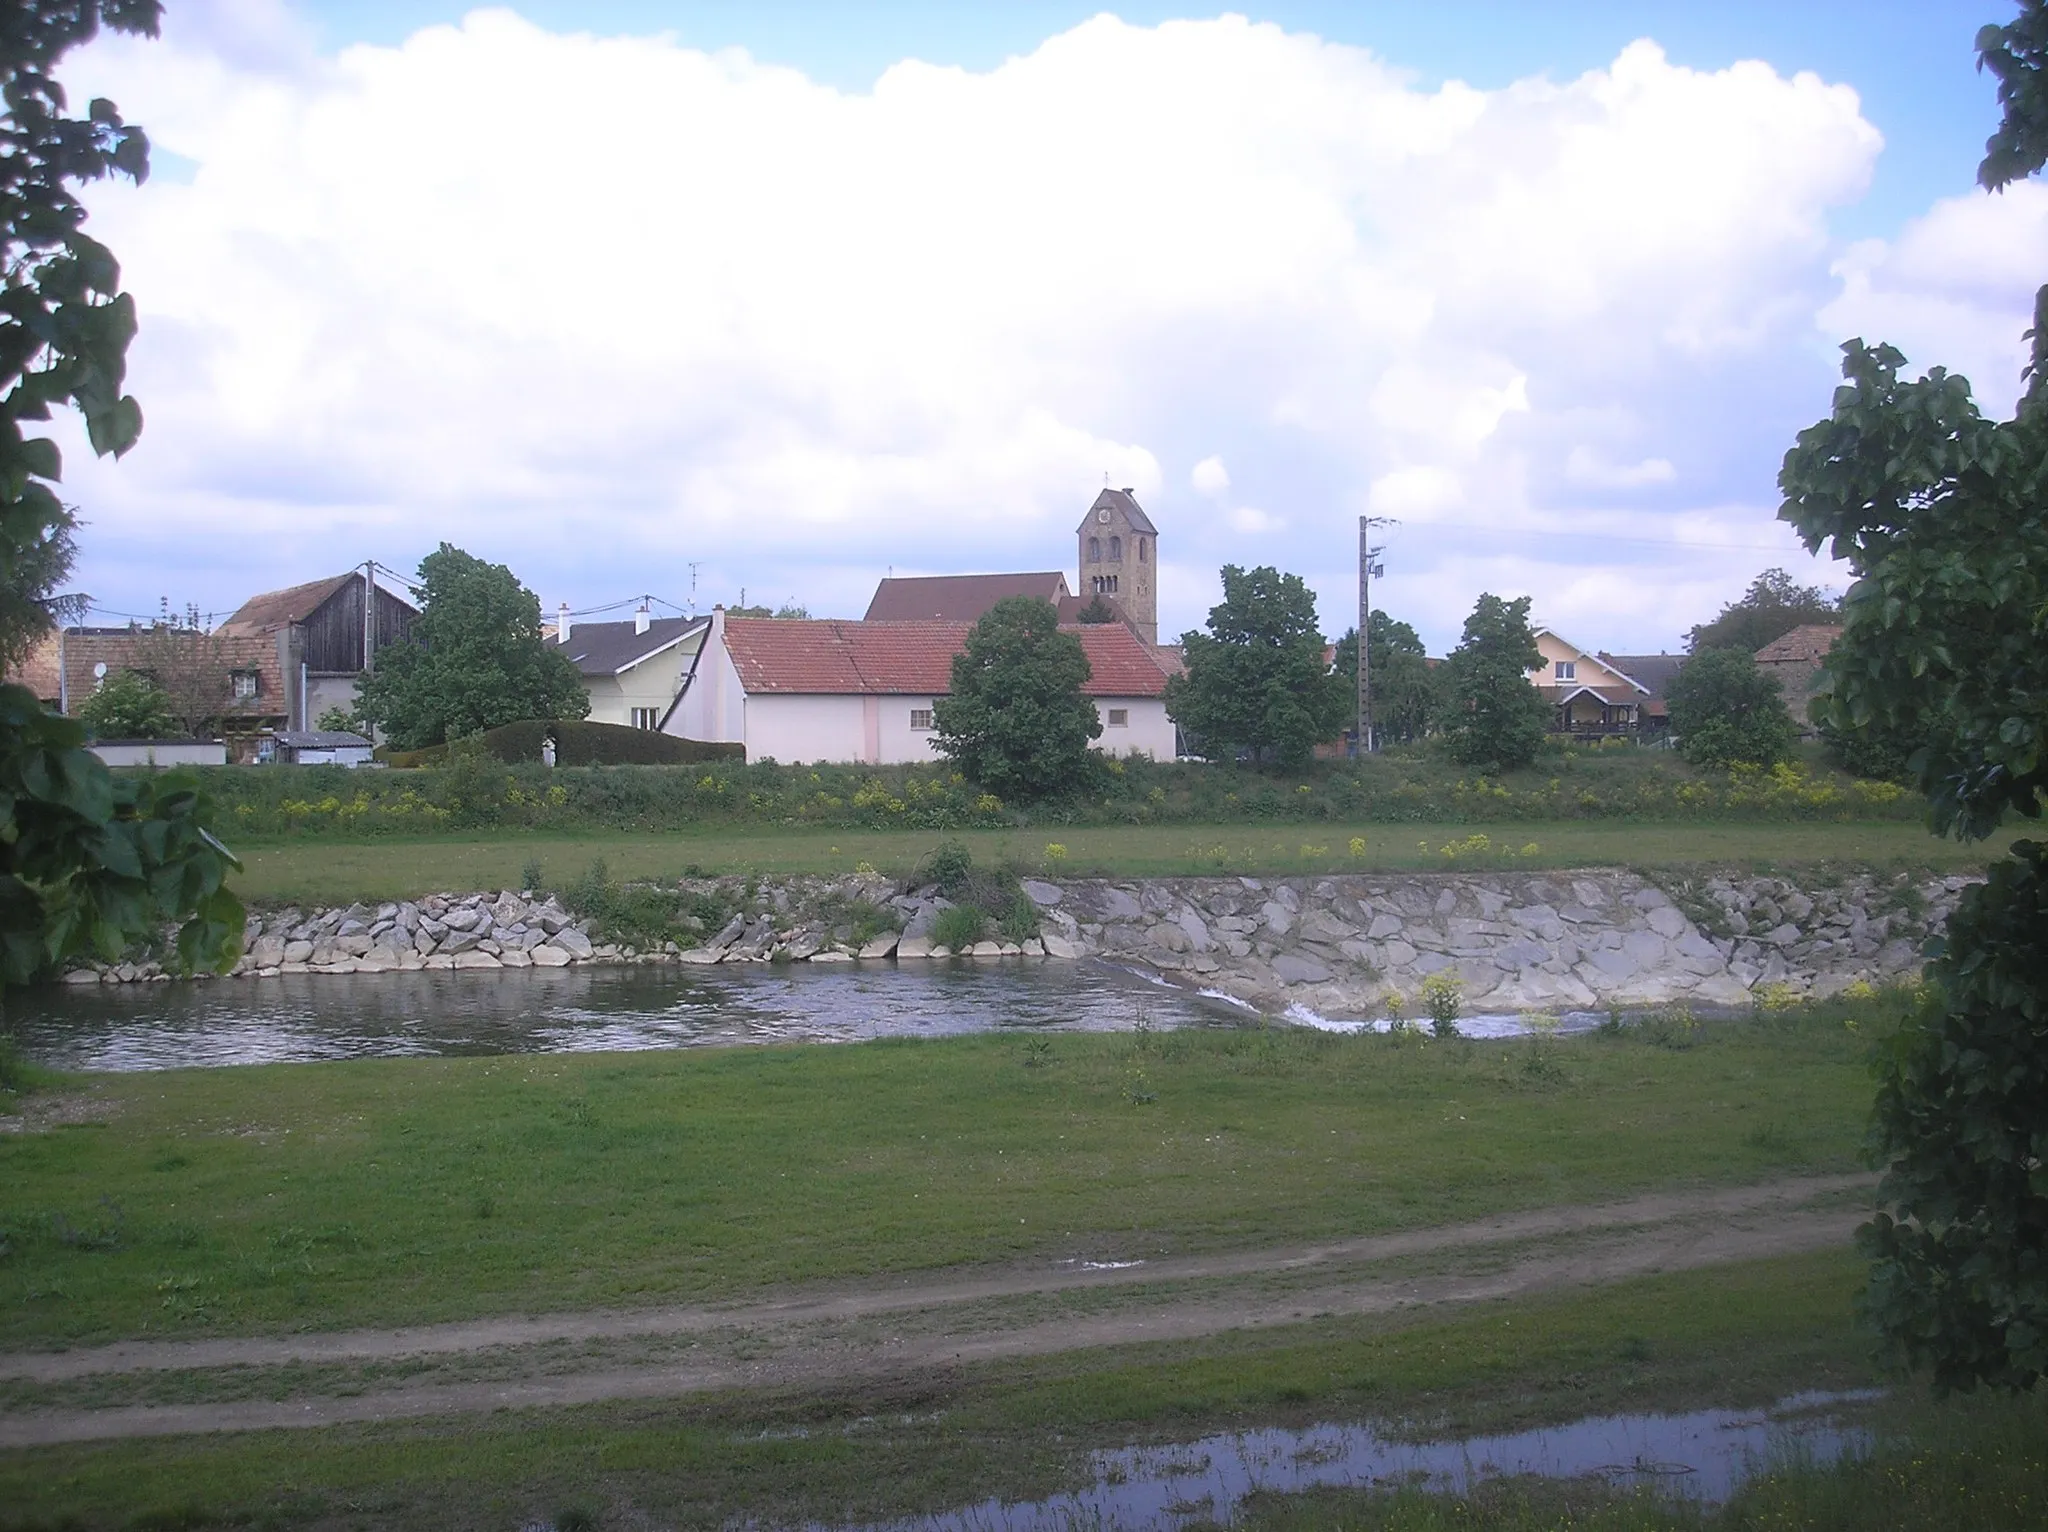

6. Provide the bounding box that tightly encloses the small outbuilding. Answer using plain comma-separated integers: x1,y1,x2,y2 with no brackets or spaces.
267,729,377,767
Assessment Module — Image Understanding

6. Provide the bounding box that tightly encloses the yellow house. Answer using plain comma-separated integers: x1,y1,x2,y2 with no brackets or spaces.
1527,629,1651,735
551,607,710,730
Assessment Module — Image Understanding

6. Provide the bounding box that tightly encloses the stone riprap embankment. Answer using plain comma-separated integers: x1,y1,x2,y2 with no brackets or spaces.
66,868,1971,1017
1024,869,1971,1016
64,890,611,984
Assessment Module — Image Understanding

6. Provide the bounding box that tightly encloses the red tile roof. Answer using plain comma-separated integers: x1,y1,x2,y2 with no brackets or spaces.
54,627,288,722
1755,624,1842,665
722,617,1170,698
863,572,1071,623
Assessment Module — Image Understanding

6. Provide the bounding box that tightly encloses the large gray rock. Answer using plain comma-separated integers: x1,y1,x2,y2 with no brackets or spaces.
552,927,595,959
1272,952,1333,985
1022,880,1065,907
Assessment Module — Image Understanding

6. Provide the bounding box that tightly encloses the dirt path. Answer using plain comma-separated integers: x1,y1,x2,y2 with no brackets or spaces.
0,1173,1871,1449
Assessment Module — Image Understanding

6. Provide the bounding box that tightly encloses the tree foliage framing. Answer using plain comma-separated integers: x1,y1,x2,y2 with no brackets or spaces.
1777,1,2048,1394
0,2,242,992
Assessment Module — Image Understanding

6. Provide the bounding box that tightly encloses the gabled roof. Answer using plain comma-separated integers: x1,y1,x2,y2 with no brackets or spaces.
720,617,1172,698
559,616,707,677
1533,628,1649,695
1598,653,1686,703
863,573,1071,623
1755,624,1842,664
1077,487,1157,536
219,573,359,635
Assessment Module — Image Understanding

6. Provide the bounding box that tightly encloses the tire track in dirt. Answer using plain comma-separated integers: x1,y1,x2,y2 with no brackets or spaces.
0,1174,1872,1448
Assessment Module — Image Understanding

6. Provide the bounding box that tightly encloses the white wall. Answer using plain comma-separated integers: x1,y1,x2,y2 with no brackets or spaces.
745,695,869,764
663,617,746,744
1094,697,1175,760
91,741,228,768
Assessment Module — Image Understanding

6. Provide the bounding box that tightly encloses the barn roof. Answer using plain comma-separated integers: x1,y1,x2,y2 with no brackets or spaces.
219,573,359,635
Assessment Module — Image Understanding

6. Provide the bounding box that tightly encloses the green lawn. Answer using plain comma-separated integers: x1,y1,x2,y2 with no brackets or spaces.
0,1003,1892,1349
224,818,2008,905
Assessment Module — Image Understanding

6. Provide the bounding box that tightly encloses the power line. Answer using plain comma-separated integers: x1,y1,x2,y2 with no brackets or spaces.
1401,518,1809,556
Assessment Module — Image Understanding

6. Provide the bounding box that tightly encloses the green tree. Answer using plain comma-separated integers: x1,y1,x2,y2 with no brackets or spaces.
0,2,242,991
75,668,172,739
931,596,1099,800
314,705,363,735
1164,565,1345,770
1663,647,1796,769
1329,610,1441,745
1774,2,2048,1393
1439,594,1550,772
1685,568,1841,656
1073,594,1119,624
355,545,589,751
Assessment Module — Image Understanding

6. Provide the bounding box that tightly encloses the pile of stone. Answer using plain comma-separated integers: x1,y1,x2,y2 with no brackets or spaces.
64,890,609,983
675,878,1057,964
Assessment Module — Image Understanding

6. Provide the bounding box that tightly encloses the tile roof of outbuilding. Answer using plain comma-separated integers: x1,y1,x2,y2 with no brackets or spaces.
54,627,288,720
863,573,1072,623
721,617,1171,698
3,630,63,702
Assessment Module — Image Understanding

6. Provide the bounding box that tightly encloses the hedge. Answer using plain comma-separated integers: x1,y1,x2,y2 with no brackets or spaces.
382,719,745,768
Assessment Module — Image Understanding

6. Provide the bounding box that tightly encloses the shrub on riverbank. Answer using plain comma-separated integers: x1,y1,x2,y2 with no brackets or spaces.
189,741,1916,842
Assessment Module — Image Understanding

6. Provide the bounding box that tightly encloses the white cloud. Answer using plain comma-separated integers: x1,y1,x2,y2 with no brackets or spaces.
1821,180,2048,418
1564,447,1678,489
1190,455,1231,499
53,9,1921,651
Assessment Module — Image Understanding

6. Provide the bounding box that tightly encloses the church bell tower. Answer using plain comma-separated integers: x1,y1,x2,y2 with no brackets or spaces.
1076,487,1158,646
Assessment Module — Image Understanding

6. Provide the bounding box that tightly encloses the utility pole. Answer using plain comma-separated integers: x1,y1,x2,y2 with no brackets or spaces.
1357,516,1392,755
687,563,703,617
361,560,376,676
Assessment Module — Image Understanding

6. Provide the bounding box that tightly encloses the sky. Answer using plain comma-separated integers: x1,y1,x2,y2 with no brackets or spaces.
51,0,2047,653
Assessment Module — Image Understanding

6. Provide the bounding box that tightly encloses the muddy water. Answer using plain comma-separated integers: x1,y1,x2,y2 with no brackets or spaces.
823,1391,1878,1531
1,960,1253,1072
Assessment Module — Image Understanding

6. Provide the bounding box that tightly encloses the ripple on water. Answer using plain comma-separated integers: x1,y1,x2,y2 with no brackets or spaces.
4,961,1254,1072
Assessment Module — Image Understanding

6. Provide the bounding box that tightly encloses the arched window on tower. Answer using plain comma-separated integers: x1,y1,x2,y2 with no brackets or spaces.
1088,536,1101,562
1109,535,1122,561
1138,537,1148,563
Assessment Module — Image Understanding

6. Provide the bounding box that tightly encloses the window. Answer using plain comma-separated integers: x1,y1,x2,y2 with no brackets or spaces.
1107,708,1129,727
1088,536,1101,562
231,671,259,700
630,707,659,730
1553,661,1576,682
1092,574,1119,594
910,708,934,730
1138,537,1147,563
1109,535,1122,561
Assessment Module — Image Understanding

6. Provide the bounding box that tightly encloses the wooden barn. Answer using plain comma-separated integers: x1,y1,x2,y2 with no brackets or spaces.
221,570,418,731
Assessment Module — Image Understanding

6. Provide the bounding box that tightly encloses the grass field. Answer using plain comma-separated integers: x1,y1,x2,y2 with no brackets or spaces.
3,1250,2044,1531
223,817,2011,905
0,1001,1895,1349
7,988,2047,1530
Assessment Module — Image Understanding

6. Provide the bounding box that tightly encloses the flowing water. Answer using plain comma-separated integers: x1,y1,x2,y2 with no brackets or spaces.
1,960,1256,1072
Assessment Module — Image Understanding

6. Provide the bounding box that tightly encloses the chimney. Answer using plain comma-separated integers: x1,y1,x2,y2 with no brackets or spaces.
1121,487,1134,496
556,602,572,645
634,604,651,636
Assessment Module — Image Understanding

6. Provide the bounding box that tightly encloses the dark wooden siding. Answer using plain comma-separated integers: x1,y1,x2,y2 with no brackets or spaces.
303,579,418,674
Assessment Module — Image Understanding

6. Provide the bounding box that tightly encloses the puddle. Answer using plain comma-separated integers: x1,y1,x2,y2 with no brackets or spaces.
812,1391,1878,1531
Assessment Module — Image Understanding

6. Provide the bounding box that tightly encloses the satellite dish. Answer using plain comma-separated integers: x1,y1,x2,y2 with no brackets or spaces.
93,662,107,679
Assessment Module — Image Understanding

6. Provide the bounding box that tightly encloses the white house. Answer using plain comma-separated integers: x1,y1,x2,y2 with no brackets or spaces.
664,609,1177,764
553,606,709,730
